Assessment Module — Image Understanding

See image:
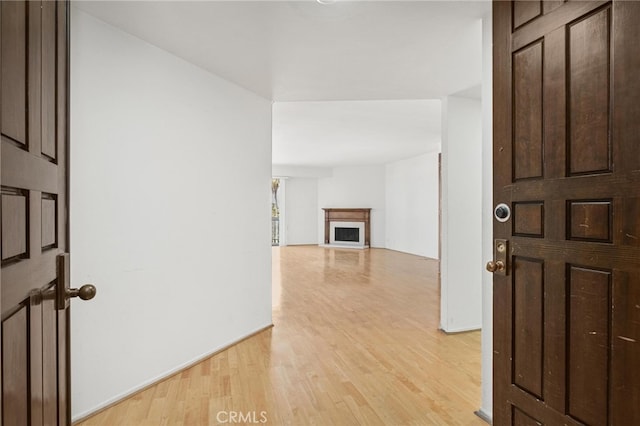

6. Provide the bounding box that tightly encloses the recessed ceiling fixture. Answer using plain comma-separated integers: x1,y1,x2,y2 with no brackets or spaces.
317,0,336,5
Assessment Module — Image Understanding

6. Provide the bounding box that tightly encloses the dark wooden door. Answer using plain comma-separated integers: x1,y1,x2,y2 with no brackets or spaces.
493,1,640,424
1,1,70,424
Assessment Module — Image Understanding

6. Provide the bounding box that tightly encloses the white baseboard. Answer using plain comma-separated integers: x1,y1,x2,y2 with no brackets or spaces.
439,324,482,334
475,408,492,424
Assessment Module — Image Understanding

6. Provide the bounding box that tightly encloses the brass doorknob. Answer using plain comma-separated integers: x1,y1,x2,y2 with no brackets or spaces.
67,284,97,301
486,261,505,273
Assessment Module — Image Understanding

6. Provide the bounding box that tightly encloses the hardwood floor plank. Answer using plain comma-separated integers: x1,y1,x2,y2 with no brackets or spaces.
76,247,482,425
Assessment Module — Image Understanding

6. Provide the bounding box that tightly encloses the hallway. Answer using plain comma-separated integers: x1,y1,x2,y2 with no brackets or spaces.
79,247,482,425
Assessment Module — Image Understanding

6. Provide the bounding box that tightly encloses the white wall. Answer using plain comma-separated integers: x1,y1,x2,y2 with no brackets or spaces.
272,165,332,179
480,11,494,421
285,178,319,245
70,9,272,420
317,166,386,247
385,153,440,258
440,96,483,332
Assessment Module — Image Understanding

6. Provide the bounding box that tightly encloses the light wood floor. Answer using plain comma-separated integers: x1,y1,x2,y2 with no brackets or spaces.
77,247,483,426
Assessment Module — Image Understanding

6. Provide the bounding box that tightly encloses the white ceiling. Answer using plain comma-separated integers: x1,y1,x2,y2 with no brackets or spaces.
75,1,489,168
273,100,441,167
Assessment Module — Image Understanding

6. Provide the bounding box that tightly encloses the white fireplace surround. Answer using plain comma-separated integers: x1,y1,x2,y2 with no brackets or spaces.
329,221,366,248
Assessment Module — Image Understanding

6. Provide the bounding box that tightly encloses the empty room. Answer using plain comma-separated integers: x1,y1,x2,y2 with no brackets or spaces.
1,1,638,425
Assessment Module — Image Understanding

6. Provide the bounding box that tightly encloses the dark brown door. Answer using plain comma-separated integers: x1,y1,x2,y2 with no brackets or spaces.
492,1,640,424
1,2,70,424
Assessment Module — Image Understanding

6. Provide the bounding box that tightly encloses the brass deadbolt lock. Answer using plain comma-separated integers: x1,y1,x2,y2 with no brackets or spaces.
486,239,509,276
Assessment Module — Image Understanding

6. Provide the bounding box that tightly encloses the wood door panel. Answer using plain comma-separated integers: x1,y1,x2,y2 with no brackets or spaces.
43,296,59,423
513,202,544,237
495,1,640,424
55,0,67,173
610,271,640,424
568,6,611,176
512,1,608,52
1,189,29,262
0,1,27,145
41,194,58,250
512,406,542,426
513,0,542,30
28,0,42,158
2,142,58,193
506,173,640,202
567,266,610,426
567,200,611,242
41,1,57,161
612,2,640,173
511,238,640,273
57,309,69,425
542,260,566,411
513,257,544,399
513,41,543,181
542,0,564,15
621,198,640,247
2,251,58,313
508,385,584,426
542,27,566,180
30,292,44,426
1,2,70,424
2,307,29,425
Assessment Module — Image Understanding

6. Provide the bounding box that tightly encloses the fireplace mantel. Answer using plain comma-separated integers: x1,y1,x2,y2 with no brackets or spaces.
322,208,371,247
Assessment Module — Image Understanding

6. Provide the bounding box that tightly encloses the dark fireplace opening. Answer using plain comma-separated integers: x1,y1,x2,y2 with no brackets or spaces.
335,227,359,242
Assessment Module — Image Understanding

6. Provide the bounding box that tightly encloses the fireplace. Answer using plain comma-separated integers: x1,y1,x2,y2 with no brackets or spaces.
335,227,359,242
323,208,371,248
329,221,366,247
